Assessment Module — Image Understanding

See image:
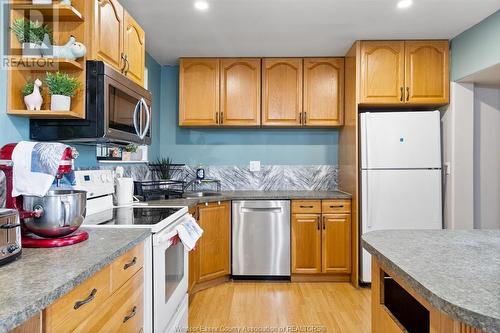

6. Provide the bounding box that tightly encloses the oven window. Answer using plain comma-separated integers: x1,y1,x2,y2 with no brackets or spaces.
108,85,139,134
164,241,185,302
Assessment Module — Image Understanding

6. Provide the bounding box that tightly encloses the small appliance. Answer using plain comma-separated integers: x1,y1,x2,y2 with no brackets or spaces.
0,143,88,248
30,61,152,146
75,169,190,333
359,111,443,283
0,209,21,266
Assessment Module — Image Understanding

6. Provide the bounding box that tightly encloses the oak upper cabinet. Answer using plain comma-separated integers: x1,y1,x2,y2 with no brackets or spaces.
292,214,322,274
359,40,449,106
196,201,231,283
123,12,146,86
93,0,124,71
262,58,303,126
360,41,405,105
404,40,449,104
304,58,344,126
179,59,220,126
220,59,261,126
322,214,351,274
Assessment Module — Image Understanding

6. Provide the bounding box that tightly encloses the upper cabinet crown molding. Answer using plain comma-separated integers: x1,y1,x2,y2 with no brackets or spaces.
262,58,303,127
359,40,449,106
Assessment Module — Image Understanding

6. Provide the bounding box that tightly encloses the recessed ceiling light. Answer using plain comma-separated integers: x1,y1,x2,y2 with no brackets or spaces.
194,1,209,11
397,0,413,9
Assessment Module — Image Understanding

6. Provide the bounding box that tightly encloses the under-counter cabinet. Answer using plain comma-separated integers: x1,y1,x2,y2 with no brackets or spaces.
179,59,220,126
359,40,449,106
262,58,303,126
189,201,231,293
9,243,145,333
91,0,146,86
291,200,351,280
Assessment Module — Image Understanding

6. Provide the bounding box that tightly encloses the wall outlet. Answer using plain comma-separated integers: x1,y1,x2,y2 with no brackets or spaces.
249,161,261,172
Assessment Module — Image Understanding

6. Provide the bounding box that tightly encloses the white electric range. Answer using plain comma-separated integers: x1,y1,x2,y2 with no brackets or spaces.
75,169,189,333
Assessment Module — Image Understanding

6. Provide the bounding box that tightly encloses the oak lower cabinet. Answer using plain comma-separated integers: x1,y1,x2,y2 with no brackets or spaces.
291,200,351,280
90,0,146,86
359,40,449,106
189,201,231,294
41,244,144,333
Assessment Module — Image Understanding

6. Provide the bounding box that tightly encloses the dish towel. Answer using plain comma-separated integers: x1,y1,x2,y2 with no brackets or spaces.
176,214,204,251
12,141,71,197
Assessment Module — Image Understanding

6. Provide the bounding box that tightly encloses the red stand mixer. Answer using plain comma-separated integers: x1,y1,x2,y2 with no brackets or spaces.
0,143,89,248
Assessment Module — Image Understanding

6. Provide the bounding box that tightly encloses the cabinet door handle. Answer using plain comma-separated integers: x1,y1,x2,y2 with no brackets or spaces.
220,112,223,124
317,216,320,230
406,87,410,102
400,87,404,101
300,205,314,209
123,306,137,323
303,112,307,125
120,53,127,73
125,56,130,75
74,288,97,310
322,216,326,230
216,112,219,124
330,205,344,208
123,256,137,270
299,112,303,124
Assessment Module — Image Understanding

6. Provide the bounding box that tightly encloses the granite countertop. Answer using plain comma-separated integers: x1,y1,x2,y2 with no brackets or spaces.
362,230,500,333
148,190,352,207
0,228,150,333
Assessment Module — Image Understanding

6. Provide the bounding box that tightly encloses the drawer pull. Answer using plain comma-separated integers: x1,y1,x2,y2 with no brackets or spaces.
330,205,344,208
123,257,137,270
74,288,97,310
300,205,314,209
123,306,137,323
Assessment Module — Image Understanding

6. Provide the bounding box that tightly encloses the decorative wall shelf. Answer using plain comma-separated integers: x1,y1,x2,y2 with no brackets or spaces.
11,4,84,22
8,109,84,119
8,57,83,71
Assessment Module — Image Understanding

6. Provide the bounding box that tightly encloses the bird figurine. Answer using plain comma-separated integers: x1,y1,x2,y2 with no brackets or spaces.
24,79,43,111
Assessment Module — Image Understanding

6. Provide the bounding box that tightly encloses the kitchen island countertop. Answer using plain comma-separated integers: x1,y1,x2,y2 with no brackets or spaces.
362,230,500,333
0,228,150,333
148,190,352,207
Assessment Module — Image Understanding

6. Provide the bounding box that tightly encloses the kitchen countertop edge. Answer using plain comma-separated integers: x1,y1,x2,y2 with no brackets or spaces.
362,235,500,333
0,229,150,333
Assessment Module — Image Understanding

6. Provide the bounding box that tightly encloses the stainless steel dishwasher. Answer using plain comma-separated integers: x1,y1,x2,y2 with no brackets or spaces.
232,200,290,278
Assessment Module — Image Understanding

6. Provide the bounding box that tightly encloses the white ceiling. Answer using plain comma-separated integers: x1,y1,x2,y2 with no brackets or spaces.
120,0,500,65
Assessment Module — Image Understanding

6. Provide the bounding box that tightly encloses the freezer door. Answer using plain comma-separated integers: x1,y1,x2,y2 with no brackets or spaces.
360,111,441,169
360,169,442,282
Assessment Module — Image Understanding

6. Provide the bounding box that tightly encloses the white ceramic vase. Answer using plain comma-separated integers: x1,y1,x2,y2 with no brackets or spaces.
22,43,41,58
50,94,71,111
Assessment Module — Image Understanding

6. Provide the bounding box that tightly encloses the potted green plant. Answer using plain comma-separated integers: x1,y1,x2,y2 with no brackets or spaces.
10,18,52,57
45,71,80,111
122,144,137,161
154,157,174,179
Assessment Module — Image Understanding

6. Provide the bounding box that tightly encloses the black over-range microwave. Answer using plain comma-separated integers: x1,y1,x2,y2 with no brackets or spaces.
30,61,152,145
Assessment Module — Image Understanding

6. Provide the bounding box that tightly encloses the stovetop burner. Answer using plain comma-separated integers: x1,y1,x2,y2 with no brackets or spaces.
84,206,184,227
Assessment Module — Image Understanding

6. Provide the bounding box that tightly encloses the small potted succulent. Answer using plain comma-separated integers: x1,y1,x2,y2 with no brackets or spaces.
45,71,80,111
10,18,52,57
122,144,137,161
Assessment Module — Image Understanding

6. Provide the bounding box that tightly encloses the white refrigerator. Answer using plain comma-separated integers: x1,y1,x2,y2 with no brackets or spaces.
360,111,443,283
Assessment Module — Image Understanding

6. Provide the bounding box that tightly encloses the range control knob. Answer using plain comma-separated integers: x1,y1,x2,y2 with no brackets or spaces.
100,174,107,182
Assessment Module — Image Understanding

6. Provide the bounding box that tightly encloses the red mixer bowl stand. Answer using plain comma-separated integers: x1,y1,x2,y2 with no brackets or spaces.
22,231,89,248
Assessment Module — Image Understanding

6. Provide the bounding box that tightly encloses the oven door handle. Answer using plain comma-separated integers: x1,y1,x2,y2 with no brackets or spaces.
139,98,151,140
133,99,142,137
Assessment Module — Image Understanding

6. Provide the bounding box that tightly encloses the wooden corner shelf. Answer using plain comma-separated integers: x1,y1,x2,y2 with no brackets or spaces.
11,4,84,22
7,109,84,119
8,57,83,71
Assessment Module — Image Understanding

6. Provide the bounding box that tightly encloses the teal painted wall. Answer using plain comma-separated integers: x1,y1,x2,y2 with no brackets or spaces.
159,66,339,165
451,10,500,81
146,52,162,161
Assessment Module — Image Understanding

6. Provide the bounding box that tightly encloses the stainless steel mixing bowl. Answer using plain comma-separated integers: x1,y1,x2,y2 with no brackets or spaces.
22,190,87,238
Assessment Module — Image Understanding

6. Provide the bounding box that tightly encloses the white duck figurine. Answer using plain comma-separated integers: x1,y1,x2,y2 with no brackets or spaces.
24,79,43,111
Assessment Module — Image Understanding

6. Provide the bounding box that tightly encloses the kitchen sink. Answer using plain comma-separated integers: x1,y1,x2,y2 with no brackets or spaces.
182,191,222,199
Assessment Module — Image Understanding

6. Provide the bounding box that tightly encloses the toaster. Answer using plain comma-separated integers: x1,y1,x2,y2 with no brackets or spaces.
0,209,21,266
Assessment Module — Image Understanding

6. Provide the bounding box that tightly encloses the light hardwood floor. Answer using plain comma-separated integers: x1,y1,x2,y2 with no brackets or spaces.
189,282,371,332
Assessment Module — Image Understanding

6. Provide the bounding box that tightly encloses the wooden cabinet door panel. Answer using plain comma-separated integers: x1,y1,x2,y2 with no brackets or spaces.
405,40,449,105
197,202,230,282
292,214,322,274
262,58,303,126
322,214,351,274
179,59,220,126
360,41,405,104
221,58,261,126
304,58,344,126
124,11,145,86
94,0,124,71
188,207,199,292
